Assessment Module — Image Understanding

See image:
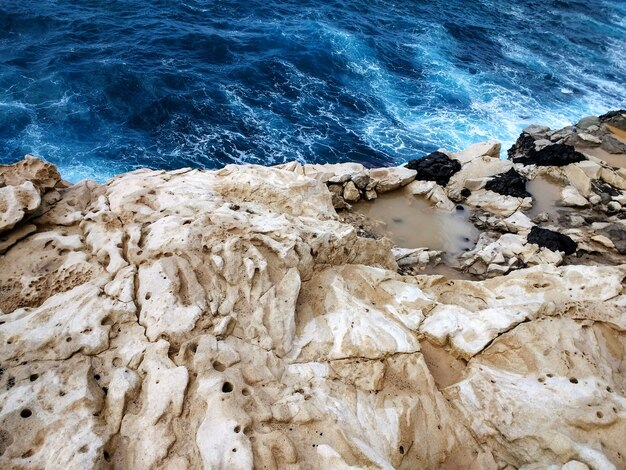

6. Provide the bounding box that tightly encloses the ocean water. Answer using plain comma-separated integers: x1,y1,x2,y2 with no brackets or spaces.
1,0,625,182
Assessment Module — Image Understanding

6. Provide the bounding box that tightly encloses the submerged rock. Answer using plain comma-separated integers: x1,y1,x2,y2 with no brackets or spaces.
406,151,461,186
527,225,577,254
485,168,531,198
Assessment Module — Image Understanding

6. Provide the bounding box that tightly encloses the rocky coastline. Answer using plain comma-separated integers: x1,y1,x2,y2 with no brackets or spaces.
0,111,625,469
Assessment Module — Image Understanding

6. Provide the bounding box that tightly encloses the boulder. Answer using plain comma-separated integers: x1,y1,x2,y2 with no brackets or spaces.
0,155,61,192
599,109,626,130
599,222,626,254
451,140,501,164
514,144,587,166
0,181,42,233
351,171,370,189
527,226,577,254
342,181,360,202
576,116,600,130
577,132,601,145
564,165,592,197
465,189,529,217
561,186,589,207
369,166,416,193
406,151,461,186
508,133,536,159
302,162,365,183
523,125,551,138
574,160,602,179
600,134,626,154
485,168,530,198
600,168,626,190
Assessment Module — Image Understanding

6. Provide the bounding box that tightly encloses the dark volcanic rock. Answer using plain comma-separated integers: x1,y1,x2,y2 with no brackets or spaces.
527,226,577,254
405,151,461,186
485,168,530,198
507,133,536,160
513,144,586,166
599,109,626,131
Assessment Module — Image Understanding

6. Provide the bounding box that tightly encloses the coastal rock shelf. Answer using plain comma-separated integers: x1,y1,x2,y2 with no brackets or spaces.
0,113,625,470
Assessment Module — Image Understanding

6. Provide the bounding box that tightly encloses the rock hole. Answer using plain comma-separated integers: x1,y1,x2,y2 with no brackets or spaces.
29,374,38,382
66,337,72,342
103,450,110,462
234,426,241,433
94,374,101,381
79,445,88,453
569,377,578,384
145,293,152,300
399,445,404,454
222,382,233,393
546,373,553,378
597,411,604,418
537,377,545,383
607,386,613,393
190,344,198,353
213,361,226,372
59,391,66,397
21,449,34,458
20,409,32,418
232,448,237,453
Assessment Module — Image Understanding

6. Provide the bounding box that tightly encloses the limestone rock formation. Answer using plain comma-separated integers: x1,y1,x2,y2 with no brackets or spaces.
0,119,625,470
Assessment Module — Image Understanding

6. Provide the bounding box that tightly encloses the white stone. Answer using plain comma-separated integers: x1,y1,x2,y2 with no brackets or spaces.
369,166,417,193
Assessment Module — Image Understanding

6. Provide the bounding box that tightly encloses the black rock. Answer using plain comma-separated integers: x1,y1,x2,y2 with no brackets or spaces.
485,168,530,198
527,226,577,254
405,151,461,186
513,144,586,166
507,133,536,160
599,109,626,131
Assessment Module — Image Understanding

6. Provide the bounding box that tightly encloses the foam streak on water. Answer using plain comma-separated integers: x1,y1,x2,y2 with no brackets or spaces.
0,0,625,182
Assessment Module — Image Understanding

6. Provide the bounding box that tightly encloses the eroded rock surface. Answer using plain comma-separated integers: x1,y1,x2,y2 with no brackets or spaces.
0,139,625,470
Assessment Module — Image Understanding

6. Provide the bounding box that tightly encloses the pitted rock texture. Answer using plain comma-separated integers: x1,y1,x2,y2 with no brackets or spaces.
0,156,625,470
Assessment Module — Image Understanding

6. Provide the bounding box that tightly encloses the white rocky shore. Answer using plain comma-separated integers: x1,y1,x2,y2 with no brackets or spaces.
0,112,625,470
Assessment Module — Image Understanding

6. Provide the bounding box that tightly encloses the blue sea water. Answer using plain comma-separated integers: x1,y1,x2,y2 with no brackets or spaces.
1,0,625,182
